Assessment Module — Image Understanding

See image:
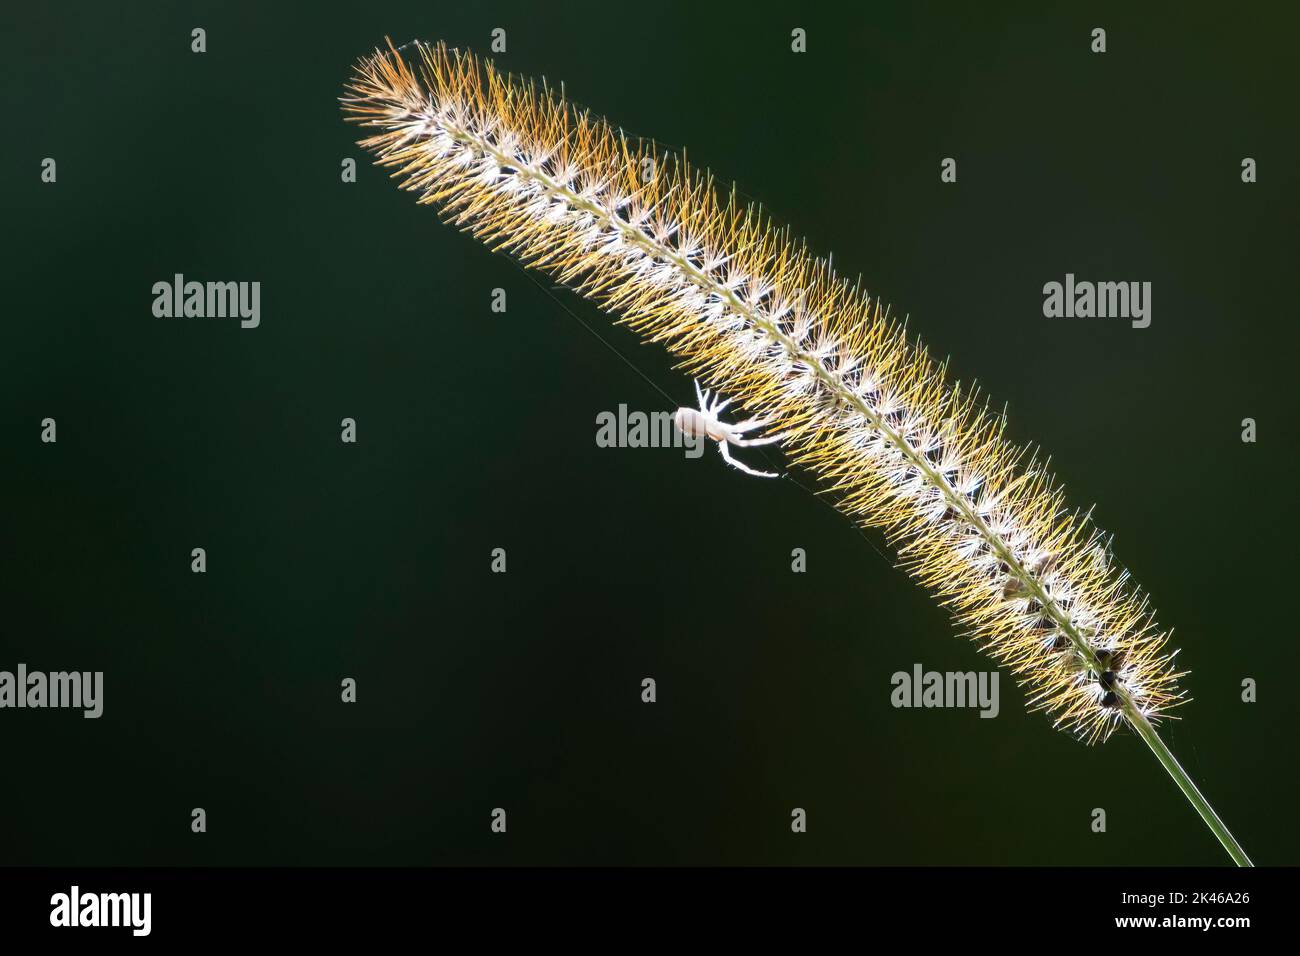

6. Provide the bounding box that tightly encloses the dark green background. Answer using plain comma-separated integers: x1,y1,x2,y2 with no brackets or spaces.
2,1,1296,865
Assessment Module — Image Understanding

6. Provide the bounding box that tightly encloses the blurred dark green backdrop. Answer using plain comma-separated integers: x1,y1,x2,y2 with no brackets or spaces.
2,1,1297,865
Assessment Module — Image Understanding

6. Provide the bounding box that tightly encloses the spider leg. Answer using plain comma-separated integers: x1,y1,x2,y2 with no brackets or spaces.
729,416,773,432
717,440,779,478
693,379,705,410
729,433,785,447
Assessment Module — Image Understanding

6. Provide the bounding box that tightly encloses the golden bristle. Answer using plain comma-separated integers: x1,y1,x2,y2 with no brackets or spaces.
341,39,1185,743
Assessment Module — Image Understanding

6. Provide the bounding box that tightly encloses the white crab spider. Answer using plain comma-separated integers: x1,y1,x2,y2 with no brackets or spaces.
673,380,784,478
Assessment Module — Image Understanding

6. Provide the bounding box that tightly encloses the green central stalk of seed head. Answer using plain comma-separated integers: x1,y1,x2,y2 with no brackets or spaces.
447,119,1253,867
1129,708,1252,865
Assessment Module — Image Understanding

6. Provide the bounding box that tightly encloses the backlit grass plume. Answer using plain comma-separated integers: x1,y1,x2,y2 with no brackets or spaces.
342,39,1250,864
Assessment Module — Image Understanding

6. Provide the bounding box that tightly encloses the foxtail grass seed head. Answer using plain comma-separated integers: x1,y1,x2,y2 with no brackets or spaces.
342,39,1185,743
